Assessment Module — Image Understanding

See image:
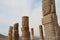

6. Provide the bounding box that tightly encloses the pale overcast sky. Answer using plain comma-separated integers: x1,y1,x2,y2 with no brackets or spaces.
0,0,60,36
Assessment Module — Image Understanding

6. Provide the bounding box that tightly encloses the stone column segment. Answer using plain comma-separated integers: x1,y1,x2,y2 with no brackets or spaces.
8,26,13,40
39,25,44,40
42,0,59,40
21,16,30,40
14,23,19,40
31,28,34,40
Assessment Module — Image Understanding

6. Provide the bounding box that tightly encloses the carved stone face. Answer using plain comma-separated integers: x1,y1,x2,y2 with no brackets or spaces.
42,0,51,16
43,4,51,16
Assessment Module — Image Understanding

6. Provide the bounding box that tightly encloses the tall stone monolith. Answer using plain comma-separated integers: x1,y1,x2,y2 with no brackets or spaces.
14,23,19,40
39,25,44,40
8,26,13,40
42,0,59,40
31,28,34,40
21,16,30,40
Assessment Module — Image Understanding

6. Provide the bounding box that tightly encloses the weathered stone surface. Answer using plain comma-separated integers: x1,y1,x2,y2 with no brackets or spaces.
42,0,56,16
51,0,56,13
43,23,56,36
42,0,51,16
56,26,60,40
14,23,19,40
8,26,13,40
42,13,57,40
39,25,44,40
42,0,59,40
42,15,52,25
31,28,34,40
21,16,30,40
42,14,58,25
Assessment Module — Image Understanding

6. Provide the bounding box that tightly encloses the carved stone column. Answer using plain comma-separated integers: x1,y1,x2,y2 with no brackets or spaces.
39,25,44,40
21,16,30,40
31,28,34,40
14,23,19,40
42,0,58,40
8,26,13,40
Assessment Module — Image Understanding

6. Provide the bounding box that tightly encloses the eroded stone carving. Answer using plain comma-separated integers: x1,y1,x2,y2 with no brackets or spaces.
8,26,13,40
39,25,44,40
21,16,30,40
14,23,19,40
42,0,59,40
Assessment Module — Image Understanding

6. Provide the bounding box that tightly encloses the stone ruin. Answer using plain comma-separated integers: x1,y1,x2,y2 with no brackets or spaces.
31,28,34,40
21,16,30,40
8,23,19,40
8,0,60,40
13,23,19,40
42,0,60,40
39,25,44,40
8,26,13,40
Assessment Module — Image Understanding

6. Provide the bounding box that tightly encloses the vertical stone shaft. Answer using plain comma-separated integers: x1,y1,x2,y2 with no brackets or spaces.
42,0,59,40
21,16,30,40
39,25,44,40
14,23,19,40
31,28,34,40
8,26,13,40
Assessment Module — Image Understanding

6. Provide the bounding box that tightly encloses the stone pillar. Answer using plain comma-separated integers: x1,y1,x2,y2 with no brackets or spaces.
42,0,59,40
14,23,19,40
39,25,44,40
31,28,34,40
8,26,13,40
21,16,30,40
